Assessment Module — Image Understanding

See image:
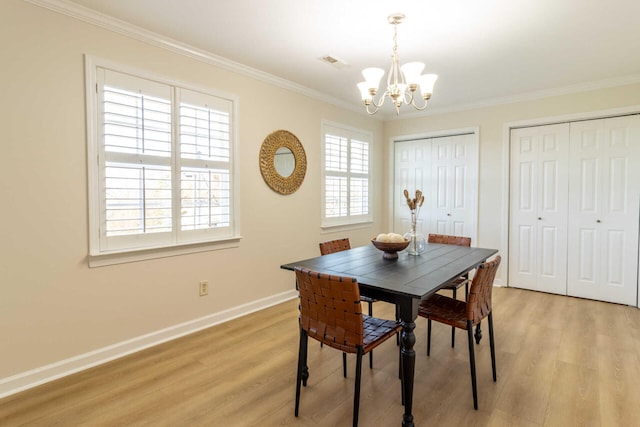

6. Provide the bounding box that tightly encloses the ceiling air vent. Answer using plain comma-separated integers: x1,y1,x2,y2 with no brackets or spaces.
321,55,349,69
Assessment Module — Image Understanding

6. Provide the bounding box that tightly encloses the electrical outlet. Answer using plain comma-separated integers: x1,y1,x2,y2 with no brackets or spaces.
199,280,209,296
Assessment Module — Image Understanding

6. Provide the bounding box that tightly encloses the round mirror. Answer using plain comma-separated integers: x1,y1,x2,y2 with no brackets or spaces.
259,130,306,195
274,147,295,178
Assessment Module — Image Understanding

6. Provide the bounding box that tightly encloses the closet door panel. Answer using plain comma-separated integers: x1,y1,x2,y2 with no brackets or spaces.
577,228,597,282
536,126,569,294
430,134,477,238
509,124,569,295
540,226,559,277
453,165,466,209
452,221,465,236
513,224,536,288
604,229,624,286
567,116,639,305
393,140,430,233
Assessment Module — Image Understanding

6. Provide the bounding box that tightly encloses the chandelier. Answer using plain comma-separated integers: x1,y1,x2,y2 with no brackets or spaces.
357,14,438,115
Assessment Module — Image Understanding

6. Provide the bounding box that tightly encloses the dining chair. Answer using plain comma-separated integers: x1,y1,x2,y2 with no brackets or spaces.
319,238,376,369
319,238,375,317
427,233,472,347
294,266,402,427
418,255,501,410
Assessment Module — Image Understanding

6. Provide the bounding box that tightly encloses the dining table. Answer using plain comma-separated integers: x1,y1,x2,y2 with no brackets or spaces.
281,241,498,427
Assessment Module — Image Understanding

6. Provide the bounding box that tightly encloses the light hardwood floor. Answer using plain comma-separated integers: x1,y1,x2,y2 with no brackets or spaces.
2,287,640,426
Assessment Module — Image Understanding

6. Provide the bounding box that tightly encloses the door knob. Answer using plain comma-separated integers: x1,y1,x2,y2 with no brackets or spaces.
447,213,451,216
538,217,542,220
597,219,601,223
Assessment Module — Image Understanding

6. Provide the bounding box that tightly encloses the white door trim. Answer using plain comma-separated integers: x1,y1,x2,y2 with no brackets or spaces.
501,105,640,308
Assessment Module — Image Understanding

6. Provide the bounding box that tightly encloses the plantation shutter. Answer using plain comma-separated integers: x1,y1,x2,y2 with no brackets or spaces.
93,66,236,255
322,123,371,226
178,88,233,241
99,69,173,251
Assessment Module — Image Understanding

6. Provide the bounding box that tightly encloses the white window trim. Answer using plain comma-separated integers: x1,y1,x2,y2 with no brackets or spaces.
85,55,241,266
321,120,373,229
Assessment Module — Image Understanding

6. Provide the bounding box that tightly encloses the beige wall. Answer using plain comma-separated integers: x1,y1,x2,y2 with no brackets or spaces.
2,0,640,394
0,0,383,386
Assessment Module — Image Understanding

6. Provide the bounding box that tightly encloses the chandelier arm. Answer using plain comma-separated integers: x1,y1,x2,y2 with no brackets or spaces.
401,90,413,106
410,96,429,110
371,89,391,108
365,102,380,115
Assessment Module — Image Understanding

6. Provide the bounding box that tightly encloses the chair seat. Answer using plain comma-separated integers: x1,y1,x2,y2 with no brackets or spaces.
440,277,469,291
318,315,401,354
362,316,402,353
418,294,474,330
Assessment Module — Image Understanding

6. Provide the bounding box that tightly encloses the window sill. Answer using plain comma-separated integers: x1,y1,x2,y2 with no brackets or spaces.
88,236,242,267
320,221,374,234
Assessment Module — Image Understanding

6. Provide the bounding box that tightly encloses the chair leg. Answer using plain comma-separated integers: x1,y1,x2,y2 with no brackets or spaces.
399,345,405,405
295,330,308,416
395,305,400,346
368,300,373,369
451,289,457,348
466,320,478,410
368,301,373,369
353,350,363,427
343,353,347,378
427,318,432,356
488,312,497,381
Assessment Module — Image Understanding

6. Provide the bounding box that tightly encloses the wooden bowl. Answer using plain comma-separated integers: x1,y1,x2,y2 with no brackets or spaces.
371,238,410,260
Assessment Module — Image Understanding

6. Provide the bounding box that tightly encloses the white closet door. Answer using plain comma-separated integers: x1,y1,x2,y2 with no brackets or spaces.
430,134,478,238
393,133,478,244
509,124,569,295
393,139,431,233
567,116,640,305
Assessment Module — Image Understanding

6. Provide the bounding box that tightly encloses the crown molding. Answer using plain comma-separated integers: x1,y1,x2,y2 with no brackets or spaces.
24,0,368,117
388,73,640,120
24,0,640,123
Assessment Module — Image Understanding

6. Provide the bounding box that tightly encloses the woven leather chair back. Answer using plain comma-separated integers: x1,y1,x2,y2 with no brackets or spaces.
295,266,363,353
428,233,471,247
466,256,501,324
319,238,351,255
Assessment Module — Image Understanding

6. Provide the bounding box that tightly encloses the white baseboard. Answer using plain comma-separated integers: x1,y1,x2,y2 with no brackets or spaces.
0,290,298,399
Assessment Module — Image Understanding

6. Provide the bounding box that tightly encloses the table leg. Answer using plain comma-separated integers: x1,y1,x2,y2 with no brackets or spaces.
474,321,482,344
401,320,416,427
300,325,309,386
398,299,419,427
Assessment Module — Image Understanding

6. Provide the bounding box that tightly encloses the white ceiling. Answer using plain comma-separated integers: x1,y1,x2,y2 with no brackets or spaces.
61,0,640,118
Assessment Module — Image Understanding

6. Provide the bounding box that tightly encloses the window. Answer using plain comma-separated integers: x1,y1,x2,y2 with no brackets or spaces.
322,122,372,227
86,57,238,260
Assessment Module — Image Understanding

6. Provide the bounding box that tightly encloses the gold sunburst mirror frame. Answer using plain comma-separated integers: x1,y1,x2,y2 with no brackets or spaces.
259,130,307,195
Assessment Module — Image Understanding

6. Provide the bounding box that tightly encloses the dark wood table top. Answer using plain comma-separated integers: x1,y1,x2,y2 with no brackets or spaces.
281,243,498,301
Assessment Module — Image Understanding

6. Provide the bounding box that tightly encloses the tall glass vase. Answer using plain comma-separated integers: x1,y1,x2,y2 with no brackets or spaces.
403,211,426,255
